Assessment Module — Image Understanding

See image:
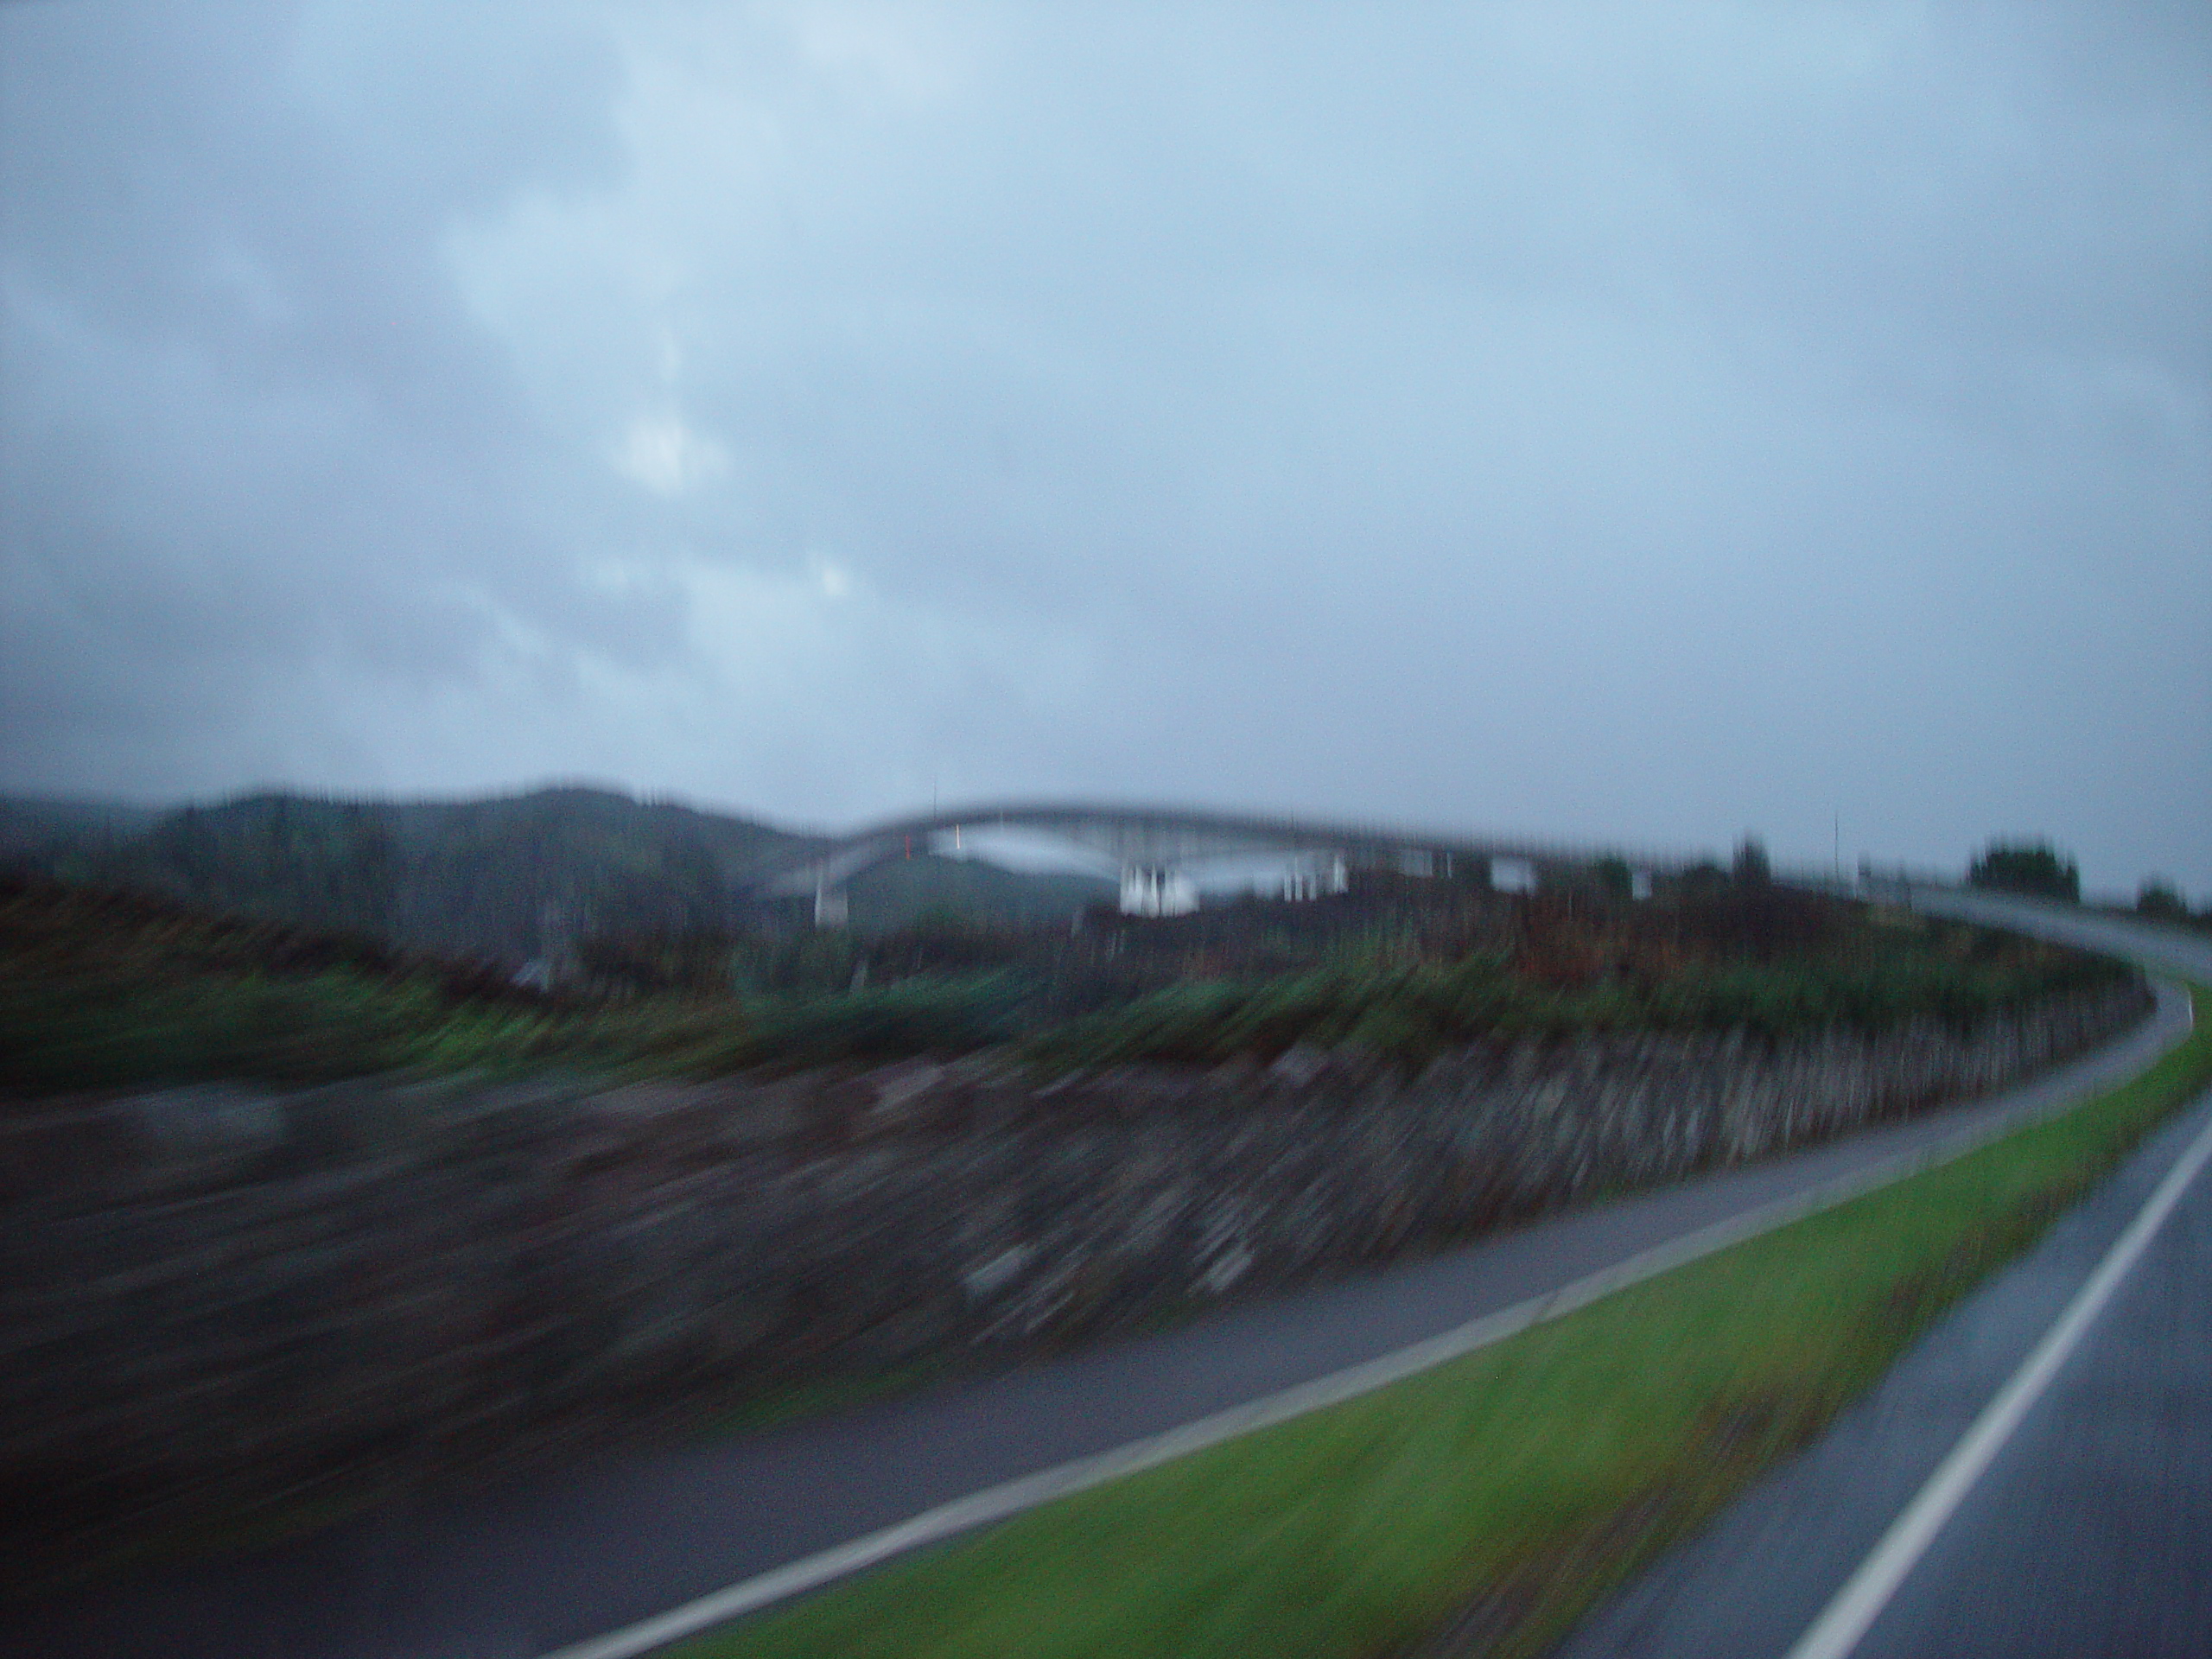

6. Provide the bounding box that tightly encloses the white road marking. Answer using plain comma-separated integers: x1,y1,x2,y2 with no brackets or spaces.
1783,1084,2212,1659
542,982,2191,1659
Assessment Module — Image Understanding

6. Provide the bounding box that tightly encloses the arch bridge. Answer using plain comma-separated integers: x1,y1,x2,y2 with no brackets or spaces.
741,801,1689,926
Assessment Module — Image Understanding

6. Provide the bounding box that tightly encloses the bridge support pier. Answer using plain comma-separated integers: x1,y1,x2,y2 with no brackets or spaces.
1282,852,1350,901
1120,864,1198,917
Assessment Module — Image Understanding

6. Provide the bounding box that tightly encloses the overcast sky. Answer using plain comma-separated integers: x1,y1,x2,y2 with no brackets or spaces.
3,1,2206,895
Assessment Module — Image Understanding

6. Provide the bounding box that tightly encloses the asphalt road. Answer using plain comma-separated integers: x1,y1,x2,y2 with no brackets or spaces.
1,892,2196,1659
1554,893,2212,1659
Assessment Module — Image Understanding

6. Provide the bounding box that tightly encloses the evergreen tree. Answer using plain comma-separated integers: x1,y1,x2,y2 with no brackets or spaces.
1968,841,2079,901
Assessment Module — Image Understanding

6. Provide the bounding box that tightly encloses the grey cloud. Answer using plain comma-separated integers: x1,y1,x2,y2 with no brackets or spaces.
1,0,667,786
2,2,2206,894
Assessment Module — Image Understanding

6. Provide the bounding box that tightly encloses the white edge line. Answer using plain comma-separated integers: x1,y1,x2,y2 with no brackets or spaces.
1783,1063,2212,1659
545,982,2194,1659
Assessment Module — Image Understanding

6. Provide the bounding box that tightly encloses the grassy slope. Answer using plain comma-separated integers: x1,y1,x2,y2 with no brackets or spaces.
9,868,2117,1098
0,876,573,1094
684,984,2211,1659
0,796,162,856
0,877,1050,1095
1023,937,2126,1074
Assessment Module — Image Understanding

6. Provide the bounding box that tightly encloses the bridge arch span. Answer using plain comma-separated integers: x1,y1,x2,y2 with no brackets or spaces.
742,801,1694,925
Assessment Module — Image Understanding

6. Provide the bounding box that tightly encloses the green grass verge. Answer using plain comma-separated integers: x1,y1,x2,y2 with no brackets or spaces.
679,984,2212,1659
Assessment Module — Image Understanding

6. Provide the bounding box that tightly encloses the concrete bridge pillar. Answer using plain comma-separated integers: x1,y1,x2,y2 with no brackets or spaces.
813,874,849,928
1120,864,1198,917
1281,852,1350,901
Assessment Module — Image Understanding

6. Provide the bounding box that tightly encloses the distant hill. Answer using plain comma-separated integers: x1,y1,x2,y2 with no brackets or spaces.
0,796,165,860
0,786,1113,966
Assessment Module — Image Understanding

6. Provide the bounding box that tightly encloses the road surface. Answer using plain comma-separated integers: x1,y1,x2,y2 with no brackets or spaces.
1554,893,2212,1659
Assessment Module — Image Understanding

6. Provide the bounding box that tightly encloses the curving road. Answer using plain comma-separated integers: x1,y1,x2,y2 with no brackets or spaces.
0,892,2196,1659
1555,892,2212,1659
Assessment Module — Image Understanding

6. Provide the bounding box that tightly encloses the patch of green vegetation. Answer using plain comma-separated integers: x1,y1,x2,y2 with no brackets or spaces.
1024,931,2126,1074
0,869,2135,1098
729,974,1032,1068
0,877,1066,1095
678,985,2212,1659
0,878,558,1093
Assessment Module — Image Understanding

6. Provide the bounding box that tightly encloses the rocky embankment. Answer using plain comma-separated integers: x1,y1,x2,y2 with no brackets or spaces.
0,977,2148,1566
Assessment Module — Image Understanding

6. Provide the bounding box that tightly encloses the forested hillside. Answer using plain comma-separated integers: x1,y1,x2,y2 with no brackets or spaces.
0,798,162,859
0,787,1112,964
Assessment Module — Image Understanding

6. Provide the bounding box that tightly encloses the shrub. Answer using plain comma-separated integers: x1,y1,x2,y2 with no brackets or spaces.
1732,836,1772,888
1969,841,2080,902
2136,880,2190,923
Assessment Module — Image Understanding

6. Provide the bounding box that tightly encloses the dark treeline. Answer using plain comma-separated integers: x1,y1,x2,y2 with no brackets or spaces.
1968,840,2081,903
